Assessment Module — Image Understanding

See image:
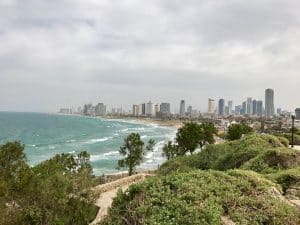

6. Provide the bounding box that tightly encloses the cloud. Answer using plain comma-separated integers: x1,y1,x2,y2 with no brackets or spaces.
0,0,299,112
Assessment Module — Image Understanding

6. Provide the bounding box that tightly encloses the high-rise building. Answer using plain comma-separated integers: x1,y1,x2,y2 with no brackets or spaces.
228,100,233,115
208,99,216,113
95,103,106,116
83,104,93,115
132,105,139,116
242,101,247,115
179,100,185,117
257,100,263,117
160,103,171,114
277,108,282,116
141,103,146,116
187,106,193,115
154,104,159,117
218,99,225,116
265,88,275,117
246,97,253,115
295,108,300,120
146,101,154,117
252,99,257,115
235,105,242,115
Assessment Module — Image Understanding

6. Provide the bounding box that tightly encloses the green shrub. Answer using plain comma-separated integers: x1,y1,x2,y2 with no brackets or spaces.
100,170,300,225
277,136,289,147
267,167,300,194
283,133,300,145
242,148,300,173
158,134,284,175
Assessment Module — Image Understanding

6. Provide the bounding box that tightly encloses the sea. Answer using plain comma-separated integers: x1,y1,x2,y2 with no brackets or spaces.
0,112,176,175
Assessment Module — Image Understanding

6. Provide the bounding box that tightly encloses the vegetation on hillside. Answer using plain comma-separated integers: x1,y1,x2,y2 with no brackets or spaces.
226,123,253,140
0,141,97,225
101,133,300,225
162,122,217,159
100,170,299,225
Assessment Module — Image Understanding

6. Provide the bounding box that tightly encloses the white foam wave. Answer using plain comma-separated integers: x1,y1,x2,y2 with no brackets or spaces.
66,139,76,143
90,151,120,161
103,151,119,156
85,137,113,144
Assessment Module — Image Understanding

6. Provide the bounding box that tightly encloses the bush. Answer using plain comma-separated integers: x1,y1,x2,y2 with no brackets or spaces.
226,123,253,140
242,148,300,173
283,133,300,145
278,136,289,147
267,167,300,194
100,170,300,225
0,142,97,225
158,134,284,175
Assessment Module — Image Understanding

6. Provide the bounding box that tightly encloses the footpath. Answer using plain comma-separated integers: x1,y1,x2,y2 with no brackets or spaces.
90,173,153,225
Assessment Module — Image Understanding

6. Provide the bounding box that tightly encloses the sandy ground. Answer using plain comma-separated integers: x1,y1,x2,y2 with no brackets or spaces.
90,173,151,225
90,184,129,225
292,145,300,151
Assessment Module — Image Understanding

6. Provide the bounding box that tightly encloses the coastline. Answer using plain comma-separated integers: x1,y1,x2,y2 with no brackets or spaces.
98,115,183,130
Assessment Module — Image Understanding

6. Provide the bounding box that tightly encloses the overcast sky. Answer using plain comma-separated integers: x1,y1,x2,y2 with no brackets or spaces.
0,0,299,112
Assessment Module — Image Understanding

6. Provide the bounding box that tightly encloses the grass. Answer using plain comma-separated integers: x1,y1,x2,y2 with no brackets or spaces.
100,170,299,225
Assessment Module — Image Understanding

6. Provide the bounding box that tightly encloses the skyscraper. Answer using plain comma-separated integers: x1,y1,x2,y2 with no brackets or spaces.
246,97,253,115
295,108,300,120
257,100,263,117
187,106,193,115
265,89,275,117
252,99,257,115
141,103,146,116
228,100,233,115
95,103,106,116
160,103,171,114
146,101,154,117
208,99,216,113
235,105,242,115
218,99,225,116
132,105,139,116
179,100,185,117
242,101,247,115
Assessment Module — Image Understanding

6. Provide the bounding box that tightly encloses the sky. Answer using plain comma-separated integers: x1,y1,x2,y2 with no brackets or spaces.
0,0,299,113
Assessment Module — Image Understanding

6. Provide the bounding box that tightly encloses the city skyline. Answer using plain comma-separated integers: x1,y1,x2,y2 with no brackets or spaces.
1,1,300,112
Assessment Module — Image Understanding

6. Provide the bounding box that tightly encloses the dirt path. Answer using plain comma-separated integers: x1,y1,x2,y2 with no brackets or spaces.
90,173,152,225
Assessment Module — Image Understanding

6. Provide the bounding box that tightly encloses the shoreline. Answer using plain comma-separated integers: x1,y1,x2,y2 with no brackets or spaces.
98,115,183,130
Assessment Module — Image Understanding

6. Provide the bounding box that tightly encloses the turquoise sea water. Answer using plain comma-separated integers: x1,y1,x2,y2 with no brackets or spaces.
0,112,176,175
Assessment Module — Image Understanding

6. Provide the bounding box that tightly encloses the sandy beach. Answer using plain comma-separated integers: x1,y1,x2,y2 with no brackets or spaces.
100,116,183,129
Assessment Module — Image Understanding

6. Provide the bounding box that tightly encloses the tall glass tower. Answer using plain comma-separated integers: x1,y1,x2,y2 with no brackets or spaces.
265,89,274,117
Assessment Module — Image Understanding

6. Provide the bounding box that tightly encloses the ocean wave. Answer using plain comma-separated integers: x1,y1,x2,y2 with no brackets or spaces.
103,151,119,156
85,137,113,144
119,127,147,133
90,151,119,161
66,139,76,143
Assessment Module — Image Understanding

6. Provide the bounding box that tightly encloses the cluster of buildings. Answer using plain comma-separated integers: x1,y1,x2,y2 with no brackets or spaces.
130,100,199,118
58,89,299,128
207,89,288,118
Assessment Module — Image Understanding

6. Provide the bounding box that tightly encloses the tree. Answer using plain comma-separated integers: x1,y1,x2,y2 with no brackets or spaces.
176,122,217,155
227,123,254,141
176,122,202,155
118,133,155,176
0,141,97,225
162,141,179,160
199,122,217,149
